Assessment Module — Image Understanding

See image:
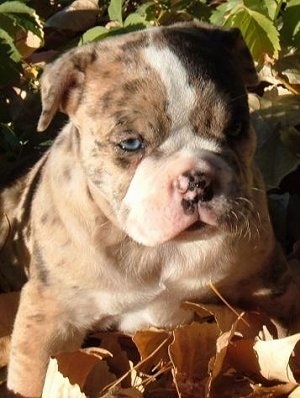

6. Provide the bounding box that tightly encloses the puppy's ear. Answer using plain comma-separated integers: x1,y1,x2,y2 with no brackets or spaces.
37,47,96,132
224,27,259,87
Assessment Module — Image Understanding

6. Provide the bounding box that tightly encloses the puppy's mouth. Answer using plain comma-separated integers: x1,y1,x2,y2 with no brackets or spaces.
185,220,207,232
174,217,219,242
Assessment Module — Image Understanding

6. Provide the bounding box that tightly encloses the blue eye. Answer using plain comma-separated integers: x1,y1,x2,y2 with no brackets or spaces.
118,137,144,152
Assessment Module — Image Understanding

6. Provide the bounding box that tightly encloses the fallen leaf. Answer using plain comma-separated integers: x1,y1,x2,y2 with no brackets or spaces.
42,357,87,398
210,369,253,398
169,322,220,397
133,328,171,374
254,333,300,384
182,301,238,332
56,348,113,390
97,333,134,387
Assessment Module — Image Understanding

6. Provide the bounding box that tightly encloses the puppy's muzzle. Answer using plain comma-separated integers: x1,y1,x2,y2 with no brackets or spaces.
120,150,235,246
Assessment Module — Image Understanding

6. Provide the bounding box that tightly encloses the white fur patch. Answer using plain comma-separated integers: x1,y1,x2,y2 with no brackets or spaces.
143,45,196,127
143,45,220,155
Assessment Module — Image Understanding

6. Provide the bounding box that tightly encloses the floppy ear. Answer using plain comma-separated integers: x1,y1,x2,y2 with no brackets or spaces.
37,46,96,132
224,27,259,88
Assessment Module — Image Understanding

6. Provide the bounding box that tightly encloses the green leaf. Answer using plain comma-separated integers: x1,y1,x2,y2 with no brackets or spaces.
0,13,15,36
0,28,21,63
13,13,43,39
80,24,143,45
281,0,300,47
108,0,124,25
243,0,271,17
224,6,280,61
187,2,211,22
80,26,109,44
210,0,240,25
0,1,35,15
135,1,159,22
124,13,150,28
263,0,283,21
0,1,43,39
0,27,22,85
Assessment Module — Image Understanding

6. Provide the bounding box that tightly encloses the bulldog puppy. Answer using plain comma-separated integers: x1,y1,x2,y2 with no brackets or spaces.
1,22,298,397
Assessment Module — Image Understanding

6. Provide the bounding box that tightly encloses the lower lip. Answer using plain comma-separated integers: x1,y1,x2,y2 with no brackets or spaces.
186,220,207,232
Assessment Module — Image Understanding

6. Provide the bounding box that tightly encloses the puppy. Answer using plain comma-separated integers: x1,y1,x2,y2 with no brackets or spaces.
1,22,298,397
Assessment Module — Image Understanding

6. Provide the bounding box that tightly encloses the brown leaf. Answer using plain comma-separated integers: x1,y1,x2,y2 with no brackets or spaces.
234,312,278,340
209,311,278,396
227,338,262,380
56,348,113,390
101,385,143,397
210,369,253,398
97,333,134,387
183,301,278,339
42,357,87,398
169,322,220,397
182,301,238,332
133,328,171,374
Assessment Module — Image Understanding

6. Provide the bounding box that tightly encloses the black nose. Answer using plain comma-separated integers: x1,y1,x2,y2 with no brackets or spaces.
179,171,214,215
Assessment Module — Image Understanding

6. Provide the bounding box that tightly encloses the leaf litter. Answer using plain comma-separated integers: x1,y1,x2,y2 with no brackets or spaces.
1,282,300,397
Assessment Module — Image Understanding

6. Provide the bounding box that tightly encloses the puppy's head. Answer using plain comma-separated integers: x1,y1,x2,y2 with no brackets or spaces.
38,23,260,246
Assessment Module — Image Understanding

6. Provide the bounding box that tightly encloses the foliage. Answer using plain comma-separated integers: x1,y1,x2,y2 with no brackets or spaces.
2,292,300,397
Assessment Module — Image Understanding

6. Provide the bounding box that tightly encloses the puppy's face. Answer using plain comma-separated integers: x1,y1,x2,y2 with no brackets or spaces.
38,23,259,246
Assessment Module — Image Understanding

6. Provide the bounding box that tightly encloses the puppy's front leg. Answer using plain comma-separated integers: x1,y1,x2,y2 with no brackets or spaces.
7,281,84,397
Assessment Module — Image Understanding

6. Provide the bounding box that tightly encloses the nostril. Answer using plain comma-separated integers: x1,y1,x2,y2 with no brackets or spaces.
201,186,214,202
188,175,207,191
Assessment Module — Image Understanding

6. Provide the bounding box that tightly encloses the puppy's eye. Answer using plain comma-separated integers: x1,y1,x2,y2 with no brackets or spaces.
228,121,242,137
118,137,144,152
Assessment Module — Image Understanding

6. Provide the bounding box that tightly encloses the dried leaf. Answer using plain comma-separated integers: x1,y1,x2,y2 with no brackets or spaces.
289,385,300,397
227,338,261,380
169,322,220,397
209,311,279,396
210,369,253,398
251,382,297,397
101,385,143,397
42,357,87,398
254,333,300,384
182,301,238,332
98,333,133,386
56,348,113,390
133,328,171,374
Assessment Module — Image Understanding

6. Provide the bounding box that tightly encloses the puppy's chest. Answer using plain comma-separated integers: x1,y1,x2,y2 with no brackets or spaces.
60,244,228,329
